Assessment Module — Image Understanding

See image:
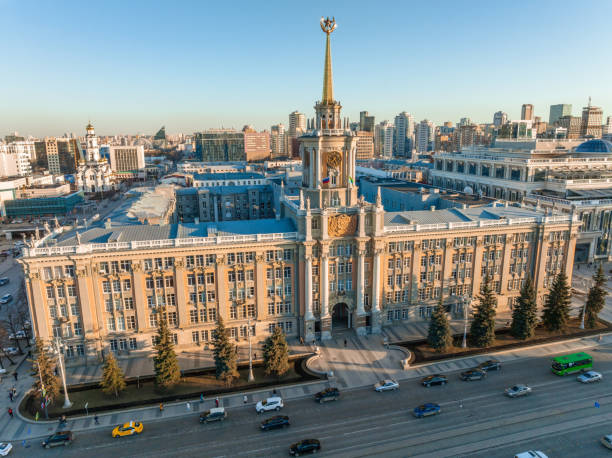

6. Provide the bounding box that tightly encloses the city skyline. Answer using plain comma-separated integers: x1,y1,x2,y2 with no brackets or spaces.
2,0,612,136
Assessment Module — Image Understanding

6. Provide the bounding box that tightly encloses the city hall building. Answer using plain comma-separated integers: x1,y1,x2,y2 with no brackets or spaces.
19,20,579,364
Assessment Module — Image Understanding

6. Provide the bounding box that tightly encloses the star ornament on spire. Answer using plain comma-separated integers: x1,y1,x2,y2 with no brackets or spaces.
320,16,337,35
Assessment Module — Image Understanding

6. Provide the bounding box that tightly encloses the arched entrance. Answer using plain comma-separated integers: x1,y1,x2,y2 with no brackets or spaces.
332,303,350,331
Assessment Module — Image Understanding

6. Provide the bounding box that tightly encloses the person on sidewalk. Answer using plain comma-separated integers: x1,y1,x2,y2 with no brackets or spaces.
200,394,204,403
94,415,99,425
215,397,219,407
186,402,191,411
344,339,347,348
243,395,247,404
13,372,17,381
159,403,164,412
7,408,13,418
8,392,13,402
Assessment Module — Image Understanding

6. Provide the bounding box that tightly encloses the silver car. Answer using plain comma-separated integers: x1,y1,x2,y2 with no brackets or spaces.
505,384,531,398
374,379,399,392
577,370,602,383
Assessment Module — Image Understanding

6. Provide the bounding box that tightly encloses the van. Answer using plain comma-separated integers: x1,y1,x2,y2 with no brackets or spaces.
199,407,226,423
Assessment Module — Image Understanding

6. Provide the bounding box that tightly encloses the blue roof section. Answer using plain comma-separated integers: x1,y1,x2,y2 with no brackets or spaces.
575,139,612,153
54,218,296,246
192,172,265,181
176,184,272,196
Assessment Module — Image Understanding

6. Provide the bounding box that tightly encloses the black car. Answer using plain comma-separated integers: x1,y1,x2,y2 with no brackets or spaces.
460,369,487,381
314,387,340,403
0,278,9,286
421,374,448,387
289,439,321,456
478,359,501,371
199,407,226,423
260,415,290,431
42,431,73,448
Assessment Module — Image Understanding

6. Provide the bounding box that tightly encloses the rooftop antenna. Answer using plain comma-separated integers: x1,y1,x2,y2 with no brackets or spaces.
588,96,592,107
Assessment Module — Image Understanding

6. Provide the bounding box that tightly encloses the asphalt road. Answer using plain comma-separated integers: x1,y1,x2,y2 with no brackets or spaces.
9,345,612,458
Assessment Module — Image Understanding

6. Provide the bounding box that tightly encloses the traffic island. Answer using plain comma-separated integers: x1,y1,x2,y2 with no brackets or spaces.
20,355,321,420
400,318,612,365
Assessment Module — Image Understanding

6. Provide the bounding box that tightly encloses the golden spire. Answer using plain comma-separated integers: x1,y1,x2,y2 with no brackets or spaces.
320,17,337,105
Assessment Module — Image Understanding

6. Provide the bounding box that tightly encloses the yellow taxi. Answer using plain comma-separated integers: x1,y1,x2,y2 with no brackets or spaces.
111,421,143,438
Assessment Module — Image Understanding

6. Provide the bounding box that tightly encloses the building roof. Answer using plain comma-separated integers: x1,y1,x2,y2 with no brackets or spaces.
192,172,265,181
575,139,612,154
176,185,272,196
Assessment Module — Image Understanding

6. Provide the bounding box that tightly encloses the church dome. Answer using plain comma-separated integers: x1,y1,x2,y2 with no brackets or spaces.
574,139,612,153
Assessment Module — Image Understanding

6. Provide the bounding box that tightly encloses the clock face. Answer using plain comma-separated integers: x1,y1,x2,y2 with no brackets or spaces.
327,151,342,168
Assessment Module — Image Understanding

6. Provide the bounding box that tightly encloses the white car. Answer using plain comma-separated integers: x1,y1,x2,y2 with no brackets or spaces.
8,332,25,340
601,435,612,449
514,451,548,458
255,396,284,413
374,379,399,392
0,442,12,456
505,384,532,398
577,370,602,383
2,348,18,356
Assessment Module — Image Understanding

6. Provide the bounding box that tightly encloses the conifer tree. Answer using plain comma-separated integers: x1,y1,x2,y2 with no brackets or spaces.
468,276,497,347
263,326,290,377
212,317,239,386
583,264,607,328
32,338,60,406
510,277,538,339
99,352,127,397
427,299,452,352
542,271,572,332
153,307,181,390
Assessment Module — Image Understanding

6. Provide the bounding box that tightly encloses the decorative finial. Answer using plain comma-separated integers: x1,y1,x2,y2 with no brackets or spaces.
320,16,337,35
76,231,81,245
376,187,382,206
320,17,337,105
306,197,311,210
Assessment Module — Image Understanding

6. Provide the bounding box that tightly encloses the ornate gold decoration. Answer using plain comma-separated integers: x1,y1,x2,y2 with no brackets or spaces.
174,260,184,269
328,214,357,237
216,255,226,265
255,254,265,263
327,151,342,168
131,263,142,272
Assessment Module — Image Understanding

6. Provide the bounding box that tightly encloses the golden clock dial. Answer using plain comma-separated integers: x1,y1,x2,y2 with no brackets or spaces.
327,151,342,168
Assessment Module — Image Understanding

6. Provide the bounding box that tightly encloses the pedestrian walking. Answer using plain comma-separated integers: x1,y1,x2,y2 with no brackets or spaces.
11,387,16,397
7,408,13,418
8,392,13,402
253,352,257,360
159,403,164,412
299,337,304,345
344,338,347,348
13,372,17,381
186,402,191,411
215,397,219,407
94,415,99,425
200,394,204,403
243,395,247,404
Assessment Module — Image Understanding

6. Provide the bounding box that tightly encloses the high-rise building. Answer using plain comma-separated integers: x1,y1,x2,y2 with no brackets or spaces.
521,104,534,121
194,130,245,162
34,138,81,175
243,126,270,161
393,112,414,158
558,116,582,139
359,111,375,132
581,101,603,138
493,111,508,127
415,120,435,153
375,121,394,157
549,104,572,125
288,111,306,157
0,144,32,177
355,131,374,160
270,124,286,157
109,145,145,178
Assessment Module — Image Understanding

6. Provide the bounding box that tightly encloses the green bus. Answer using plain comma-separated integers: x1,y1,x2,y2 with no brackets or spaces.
551,352,593,375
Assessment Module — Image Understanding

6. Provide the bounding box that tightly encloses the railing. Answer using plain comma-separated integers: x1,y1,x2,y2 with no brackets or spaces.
24,232,299,258
525,194,612,207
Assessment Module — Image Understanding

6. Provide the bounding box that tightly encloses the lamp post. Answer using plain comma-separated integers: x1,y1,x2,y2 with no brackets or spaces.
54,338,73,409
462,295,471,349
580,278,591,330
247,317,255,382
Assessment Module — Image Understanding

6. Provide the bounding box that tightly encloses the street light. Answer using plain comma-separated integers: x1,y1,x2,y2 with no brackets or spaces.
580,278,592,330
462,295,472,349
247,317,255,382
54,338,73,409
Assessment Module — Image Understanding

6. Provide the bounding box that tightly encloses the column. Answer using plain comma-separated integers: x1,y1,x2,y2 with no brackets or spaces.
215,255,227,321
321,255,329,318
304,255,313,321
315,148,321,187
356,249,365,316
76,272,95,337
131,264,148,332
174,261,189,328
371,246,382,333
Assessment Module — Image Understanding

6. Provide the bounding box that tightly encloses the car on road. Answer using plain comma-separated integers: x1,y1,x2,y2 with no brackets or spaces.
374,379,399,392
314,387,340,403
577,370,602,383
505,384,532,398
460,369,487,381
0,278,9,286
477,359,501,371
514,451,548,458
413,403,441,418
3,348,18,356
42,431,73,448
289,439,321,456
0,443,12,456
421,374,448,387
255,396,284,413
260,415,290,431
9,331,26,340
111,421,143,438
199,407,226,423
0,294,12,305
601,434,612,449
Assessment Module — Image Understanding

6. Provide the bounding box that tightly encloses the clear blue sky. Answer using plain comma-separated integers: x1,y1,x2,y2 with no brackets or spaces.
2,0,611,137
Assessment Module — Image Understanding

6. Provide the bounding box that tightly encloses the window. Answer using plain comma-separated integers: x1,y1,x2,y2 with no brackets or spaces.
120,260,131,271
109,339,118,352
145,277,154,289
124,297,134,309
192,331,200,343
165,277,174,288
100,262,110,274
122,279,131,291
70,303,79,316
129,338,137,350
117,316,126,331
166,294,176,306
248,304,256,318
168,312,177,326
127,316,136,329
208,308,217,321
73,321,82,336
228,271,236,282
144,259,153,270
107,317,116,331
207,291,216,302
206,272,215,284
46,286,55,299
190,310,198,324
64,265,75,277
155,277,164,289
102,281,111,293
172,334,178,345
149,314,158,328
105,299,113,313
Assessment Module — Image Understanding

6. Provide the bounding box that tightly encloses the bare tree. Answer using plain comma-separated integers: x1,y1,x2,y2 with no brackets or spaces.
0,327,15,366
1,308,24,355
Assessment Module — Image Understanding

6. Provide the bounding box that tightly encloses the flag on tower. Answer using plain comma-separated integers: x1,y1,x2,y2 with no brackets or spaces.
322,177,330,184
348,176,354,185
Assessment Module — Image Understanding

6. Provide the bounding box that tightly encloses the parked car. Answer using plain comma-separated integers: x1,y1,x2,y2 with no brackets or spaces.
505,384,532,398
9,331,25,340
199,407,226,423
255,396,284,413
314,387,340,403
514,451,548,458
0,294,12,305
260,415,290,431
413,403,441,418
289,439,321,456
477,359,501,371
421,375,448,387
601,434,612,449
577,370,602,383
0,278,9,286
460,369,487,381
42,431,73,448
111,421,143,438
0,442,12,456
374,379,399,392
3,348,18,356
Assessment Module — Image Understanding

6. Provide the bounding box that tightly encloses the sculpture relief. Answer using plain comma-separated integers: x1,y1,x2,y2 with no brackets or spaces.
328,214,357,237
